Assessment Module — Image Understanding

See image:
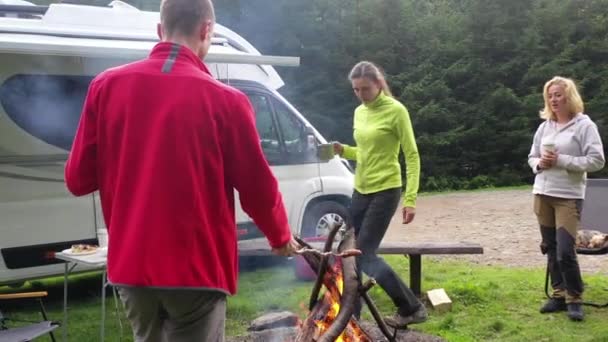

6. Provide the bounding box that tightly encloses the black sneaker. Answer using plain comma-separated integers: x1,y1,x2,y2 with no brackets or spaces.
567,303,584,321
539,298,566,313
384,305,428,329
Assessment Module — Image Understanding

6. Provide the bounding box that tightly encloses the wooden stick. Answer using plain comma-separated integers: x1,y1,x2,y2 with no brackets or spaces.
294,248,362,258
360,279,377,293
308,255,328,311
308,223,344,310
361,281,397,342
295,295,331,342
322,223,342,253
293,236,321,273
0,291,48,300
294,236,314,250
318,226,360,342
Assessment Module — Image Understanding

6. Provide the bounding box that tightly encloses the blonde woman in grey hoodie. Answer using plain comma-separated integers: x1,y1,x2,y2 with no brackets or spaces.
528,76,605,321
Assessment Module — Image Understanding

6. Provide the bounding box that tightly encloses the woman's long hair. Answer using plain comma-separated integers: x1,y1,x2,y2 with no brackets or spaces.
348,61,393,97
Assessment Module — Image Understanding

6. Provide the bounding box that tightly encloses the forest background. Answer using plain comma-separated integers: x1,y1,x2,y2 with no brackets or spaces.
35,0,608,190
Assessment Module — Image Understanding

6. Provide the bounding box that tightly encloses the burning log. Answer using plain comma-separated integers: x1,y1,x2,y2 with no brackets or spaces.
316,227,360,342
295,225,373,342
298,297,369,341
308,222,343,311
297,294,332,340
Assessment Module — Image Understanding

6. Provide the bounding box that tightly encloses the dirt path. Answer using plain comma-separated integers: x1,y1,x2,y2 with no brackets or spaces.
384,189,608,275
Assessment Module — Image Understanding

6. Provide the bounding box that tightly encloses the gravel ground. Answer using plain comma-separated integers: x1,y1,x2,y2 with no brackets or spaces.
384,188,608,275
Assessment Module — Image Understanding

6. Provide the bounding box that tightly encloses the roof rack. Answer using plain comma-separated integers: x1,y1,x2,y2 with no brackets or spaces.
207,53,300,67
0,36,301,67
0,24,231,44
0,2,300,72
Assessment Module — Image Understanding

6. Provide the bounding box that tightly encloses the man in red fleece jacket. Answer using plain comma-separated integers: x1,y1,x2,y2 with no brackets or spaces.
64,0,299,340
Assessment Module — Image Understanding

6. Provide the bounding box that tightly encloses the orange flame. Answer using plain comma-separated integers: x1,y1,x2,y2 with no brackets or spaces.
311,264,368,341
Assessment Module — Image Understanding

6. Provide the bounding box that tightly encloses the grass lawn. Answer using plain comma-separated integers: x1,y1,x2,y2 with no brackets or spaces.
1,257,607,341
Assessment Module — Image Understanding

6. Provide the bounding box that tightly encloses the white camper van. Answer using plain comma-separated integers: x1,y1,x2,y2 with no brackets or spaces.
0,1,354,285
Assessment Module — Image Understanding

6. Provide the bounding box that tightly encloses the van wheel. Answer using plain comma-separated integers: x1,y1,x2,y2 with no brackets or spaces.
301,201,350,238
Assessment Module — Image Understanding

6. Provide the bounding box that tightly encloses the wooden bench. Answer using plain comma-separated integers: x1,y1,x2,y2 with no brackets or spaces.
238,240,484,296
0,291,59,342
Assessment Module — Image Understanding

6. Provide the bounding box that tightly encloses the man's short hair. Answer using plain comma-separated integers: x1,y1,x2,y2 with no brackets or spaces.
161,0,215,36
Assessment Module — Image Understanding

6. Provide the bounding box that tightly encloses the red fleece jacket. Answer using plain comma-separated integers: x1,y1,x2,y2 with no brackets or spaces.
65,42,291,294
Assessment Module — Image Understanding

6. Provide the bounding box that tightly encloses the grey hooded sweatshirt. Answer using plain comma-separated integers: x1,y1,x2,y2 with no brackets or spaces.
528,113,605,199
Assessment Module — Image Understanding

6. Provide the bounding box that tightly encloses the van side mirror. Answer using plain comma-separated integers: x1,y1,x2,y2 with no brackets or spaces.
304,126,317,152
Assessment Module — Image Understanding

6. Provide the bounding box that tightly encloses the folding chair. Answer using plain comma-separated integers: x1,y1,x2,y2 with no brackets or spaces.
544,178,608,308
0,291,59,341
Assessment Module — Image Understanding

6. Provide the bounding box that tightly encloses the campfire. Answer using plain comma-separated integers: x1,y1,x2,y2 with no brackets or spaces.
233,223,445,342
294,224,398,342
299,261,369,341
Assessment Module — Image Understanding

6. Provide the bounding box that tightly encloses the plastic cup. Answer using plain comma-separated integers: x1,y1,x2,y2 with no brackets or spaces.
542,142,555,154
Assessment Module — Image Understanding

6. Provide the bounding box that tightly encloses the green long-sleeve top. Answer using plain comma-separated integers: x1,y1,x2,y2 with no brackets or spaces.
342,92,420,207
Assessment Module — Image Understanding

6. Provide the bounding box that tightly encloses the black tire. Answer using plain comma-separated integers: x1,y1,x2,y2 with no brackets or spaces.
301,200,350,238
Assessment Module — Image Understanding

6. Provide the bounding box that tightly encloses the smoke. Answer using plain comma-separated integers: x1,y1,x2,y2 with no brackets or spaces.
243,326,299,342
263,327,298,342
237,255,305,339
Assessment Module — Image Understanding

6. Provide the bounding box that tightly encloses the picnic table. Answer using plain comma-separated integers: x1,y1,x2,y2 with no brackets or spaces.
55,248,110,342
239,239,484,295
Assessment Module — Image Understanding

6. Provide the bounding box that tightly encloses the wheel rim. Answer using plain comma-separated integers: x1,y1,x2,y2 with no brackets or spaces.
315,212,345,237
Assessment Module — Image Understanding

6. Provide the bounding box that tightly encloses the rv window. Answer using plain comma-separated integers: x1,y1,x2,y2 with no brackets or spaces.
0,75,93,151
272,99,304,154
272,99,317,164
247,93,282,165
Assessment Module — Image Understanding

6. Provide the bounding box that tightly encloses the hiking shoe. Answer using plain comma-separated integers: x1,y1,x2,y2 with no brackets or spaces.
567,303,584,321
539,298,566,313
384,305,428,328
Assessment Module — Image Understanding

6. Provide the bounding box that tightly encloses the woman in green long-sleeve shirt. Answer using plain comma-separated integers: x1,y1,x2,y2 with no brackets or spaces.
333,61,426,328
